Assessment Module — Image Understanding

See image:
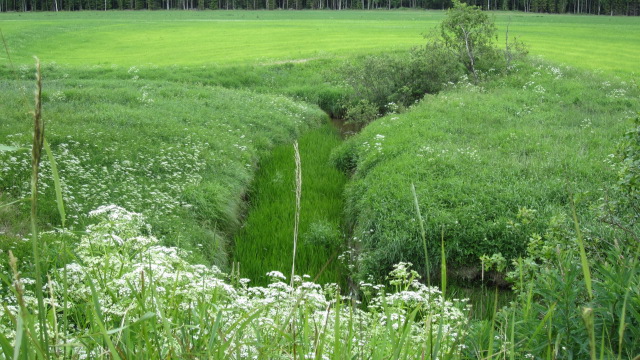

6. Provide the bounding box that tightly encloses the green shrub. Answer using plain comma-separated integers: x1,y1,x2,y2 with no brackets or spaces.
344,99,380,125
494,213,640,358
338,51,463,125
439,0,502,83
604,114,640,239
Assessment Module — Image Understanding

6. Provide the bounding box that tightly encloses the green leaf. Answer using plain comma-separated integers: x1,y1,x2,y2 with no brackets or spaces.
44,139,66,228
0,144,23,152
13,313,23,360
106,312,156,335
0,198,28,210
0,328,13,359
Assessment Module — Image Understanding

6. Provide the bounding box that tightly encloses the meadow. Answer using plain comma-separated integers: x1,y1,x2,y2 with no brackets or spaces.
1,8,639,359
1,10,639,74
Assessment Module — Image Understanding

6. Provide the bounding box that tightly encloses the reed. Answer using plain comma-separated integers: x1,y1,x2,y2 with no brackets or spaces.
29,57,50,356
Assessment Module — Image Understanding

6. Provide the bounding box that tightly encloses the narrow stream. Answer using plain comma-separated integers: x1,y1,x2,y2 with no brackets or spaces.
232,120,348,286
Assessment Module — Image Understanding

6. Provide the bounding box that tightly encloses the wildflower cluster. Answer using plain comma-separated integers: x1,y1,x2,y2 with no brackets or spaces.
0,138,206,225
1,206,469,358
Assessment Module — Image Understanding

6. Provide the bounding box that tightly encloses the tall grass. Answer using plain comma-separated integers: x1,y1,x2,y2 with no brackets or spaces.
1,60,638,360
0,63,327,271
28,57,48,353
290,141,301,287
233,123,347,286
333,58,640,282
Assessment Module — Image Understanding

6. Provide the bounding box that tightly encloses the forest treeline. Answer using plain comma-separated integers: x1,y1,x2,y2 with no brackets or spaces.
1,0,638,15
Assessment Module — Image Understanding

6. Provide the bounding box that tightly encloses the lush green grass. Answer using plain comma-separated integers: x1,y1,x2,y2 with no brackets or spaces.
0,65,326,270
1,9,639,358
233,123,347,285
1,10,639,76
333,58,640,281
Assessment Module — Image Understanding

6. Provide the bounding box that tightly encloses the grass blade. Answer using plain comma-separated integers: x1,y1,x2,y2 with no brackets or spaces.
617,289,630,360
12,315,23,360
0,330,14,359
0,145,24,152
411,182,431,287
88,277,122,360
571,199,593,300
44,138,66,228
0,198,28,210
441,227,446,298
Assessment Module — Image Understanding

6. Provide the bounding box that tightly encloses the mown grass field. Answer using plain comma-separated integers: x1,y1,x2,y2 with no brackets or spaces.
1,10,639,75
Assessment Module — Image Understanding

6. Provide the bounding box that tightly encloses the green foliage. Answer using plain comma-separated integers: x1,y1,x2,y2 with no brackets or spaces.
1,10,640,358
610,114,640,233
344,99,380,125
333,60,640,282
496,213,640,358
338,50,462,125
439,0,501,82
0,65,326,270
618,114,640,198
303,219,342,248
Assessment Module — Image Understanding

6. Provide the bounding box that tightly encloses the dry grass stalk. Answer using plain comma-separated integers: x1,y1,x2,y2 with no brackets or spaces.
291,141,302,287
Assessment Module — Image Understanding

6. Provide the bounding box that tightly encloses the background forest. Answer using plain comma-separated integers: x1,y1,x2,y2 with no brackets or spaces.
1,0,638,18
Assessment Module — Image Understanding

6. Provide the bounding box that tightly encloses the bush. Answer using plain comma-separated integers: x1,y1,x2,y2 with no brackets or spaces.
336,2,521,125
338,51,462,126
439,0,502,83
344,99,379,125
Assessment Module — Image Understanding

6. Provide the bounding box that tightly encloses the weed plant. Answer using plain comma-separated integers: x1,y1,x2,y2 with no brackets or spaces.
1,206,471,359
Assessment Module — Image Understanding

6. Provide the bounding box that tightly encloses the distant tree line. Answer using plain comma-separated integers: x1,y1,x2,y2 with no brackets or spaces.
0,0,637,17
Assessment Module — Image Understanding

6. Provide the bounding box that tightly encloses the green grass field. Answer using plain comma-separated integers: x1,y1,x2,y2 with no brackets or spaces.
334,59,639,280
1,9,639,359
1,11,639,75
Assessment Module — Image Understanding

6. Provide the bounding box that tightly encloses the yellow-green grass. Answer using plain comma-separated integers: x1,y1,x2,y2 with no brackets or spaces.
1,10,639,76
497,12,640,76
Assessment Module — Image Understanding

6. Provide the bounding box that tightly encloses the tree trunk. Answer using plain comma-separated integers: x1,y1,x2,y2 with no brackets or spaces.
460,25,479,84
